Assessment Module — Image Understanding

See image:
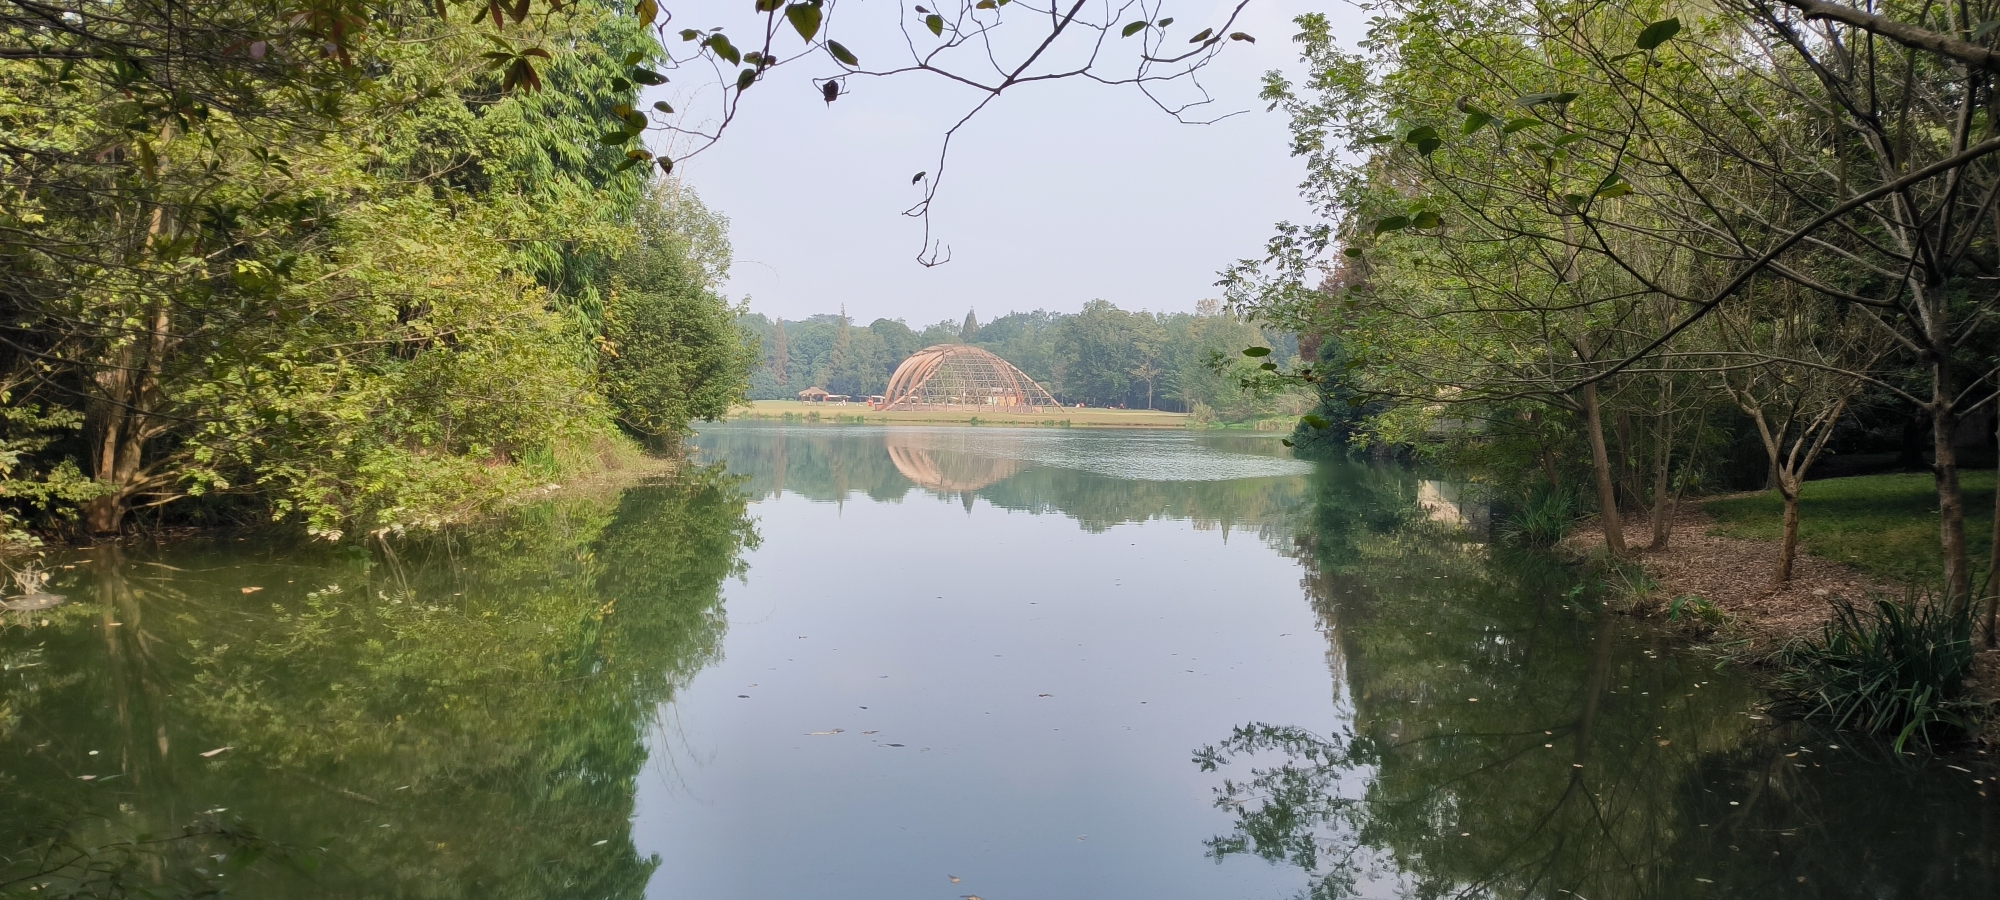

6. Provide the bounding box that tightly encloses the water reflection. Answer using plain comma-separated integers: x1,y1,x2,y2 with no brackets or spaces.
1,472,755,898
1197,468,1999,899
5,425,1992,900
690,421,1312,535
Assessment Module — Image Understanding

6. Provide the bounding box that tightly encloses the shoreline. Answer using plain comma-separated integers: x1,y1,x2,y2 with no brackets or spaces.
724,400,1298,431
1566,502,2000,743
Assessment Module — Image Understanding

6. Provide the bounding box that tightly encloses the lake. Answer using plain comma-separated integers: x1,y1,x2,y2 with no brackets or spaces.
2,422,1993,898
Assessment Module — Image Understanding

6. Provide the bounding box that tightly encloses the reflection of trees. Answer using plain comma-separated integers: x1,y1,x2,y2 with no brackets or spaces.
1197,465,1998,899
693,424,1310,535
0,469,756,898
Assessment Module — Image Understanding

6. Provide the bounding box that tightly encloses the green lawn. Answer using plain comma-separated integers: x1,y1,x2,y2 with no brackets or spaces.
1704,470,1996,586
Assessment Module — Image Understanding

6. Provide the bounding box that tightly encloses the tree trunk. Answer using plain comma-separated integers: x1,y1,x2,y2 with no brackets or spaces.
1988,401,2000,646
1581,383,1626,556
1647,415,1675,550
1776,482,1801,583
1934,404,1973,612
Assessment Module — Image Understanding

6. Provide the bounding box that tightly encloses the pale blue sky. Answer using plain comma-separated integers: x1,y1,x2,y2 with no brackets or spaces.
647,1,1364,325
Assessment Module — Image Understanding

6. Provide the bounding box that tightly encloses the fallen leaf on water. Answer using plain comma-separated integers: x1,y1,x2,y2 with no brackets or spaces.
805,729,844,736
240,586,263,594
200,747,233,758
948,876,960,883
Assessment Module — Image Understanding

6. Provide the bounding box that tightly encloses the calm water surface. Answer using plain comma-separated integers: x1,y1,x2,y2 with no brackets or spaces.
1,422,1994,899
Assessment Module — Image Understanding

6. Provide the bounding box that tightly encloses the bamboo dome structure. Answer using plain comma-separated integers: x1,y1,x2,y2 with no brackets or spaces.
880,345,1061,411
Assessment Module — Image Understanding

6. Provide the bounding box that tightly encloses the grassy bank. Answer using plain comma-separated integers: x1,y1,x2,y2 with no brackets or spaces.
1704,470,1997,587
728,400,1191,428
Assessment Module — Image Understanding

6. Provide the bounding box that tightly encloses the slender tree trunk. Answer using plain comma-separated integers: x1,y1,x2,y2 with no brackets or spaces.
1988,400,2000,645
1581,383,1626,555
1776,481,1802,583
1648,414,1676,550
1934,401,1973,612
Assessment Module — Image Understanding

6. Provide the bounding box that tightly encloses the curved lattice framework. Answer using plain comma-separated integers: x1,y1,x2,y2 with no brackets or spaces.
882,345,1061,411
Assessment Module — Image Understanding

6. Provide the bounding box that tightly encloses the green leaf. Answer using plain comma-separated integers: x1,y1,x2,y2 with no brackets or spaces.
1373,215,1410,234
622,51,645,66
736,69,757,91
680,29,701,41
658,156,675,174
1636,17,1681,50
1405,125,1441,156
1361,134,1397,145
1259,362,1279,371
786,3,823,41
635,0,658,26
976,0,997,8
705,34,741,65
1595,182,1633,199
615,157,641,172
1411,211,1441,229
1281,438,1294,447
1976,20,2000,40
1229,31,1254,42
1461,111,1492,134
1122,20,1147,37
1189,27,1213,43
599,131,631,145
827,40,859,65
1342,246,1364,258
1158,17,1172,26
629,67,667,85
1501,117,1542,133
926,13,944,36
1515,91,1578,108
1551,133,1583,147
1302,414,1331,429
1242,346,1272,357
911,171,926,183
653,100,675,114
623,110,646,130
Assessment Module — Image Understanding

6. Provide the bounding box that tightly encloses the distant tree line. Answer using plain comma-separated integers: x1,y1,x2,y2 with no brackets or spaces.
736,300,1301,416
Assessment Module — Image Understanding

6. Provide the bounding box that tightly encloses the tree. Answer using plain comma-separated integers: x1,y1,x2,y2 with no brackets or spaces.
601,179,755,441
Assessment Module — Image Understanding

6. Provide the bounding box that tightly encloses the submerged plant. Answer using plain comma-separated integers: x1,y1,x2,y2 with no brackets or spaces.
1773,593,1980,752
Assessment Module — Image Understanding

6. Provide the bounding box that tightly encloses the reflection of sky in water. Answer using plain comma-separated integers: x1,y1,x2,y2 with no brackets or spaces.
883,427,1314,482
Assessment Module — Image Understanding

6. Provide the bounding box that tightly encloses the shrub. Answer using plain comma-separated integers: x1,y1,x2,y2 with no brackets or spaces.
1498,485,1585,547
1772,593,1980,752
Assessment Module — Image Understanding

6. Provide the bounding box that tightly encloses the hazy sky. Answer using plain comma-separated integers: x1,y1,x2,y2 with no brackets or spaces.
648,1,1364,327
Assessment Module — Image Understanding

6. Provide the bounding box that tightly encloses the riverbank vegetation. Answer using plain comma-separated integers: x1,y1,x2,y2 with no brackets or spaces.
1,2,752,545
736,300,1306,419
1226,0,2000,740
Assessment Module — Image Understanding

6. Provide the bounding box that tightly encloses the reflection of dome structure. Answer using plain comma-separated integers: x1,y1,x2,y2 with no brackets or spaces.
884,431,1024,493
881,345,1061,411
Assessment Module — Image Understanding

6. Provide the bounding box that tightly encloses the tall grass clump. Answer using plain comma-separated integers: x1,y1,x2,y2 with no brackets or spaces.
1773,592,1979,752
1499,485,1585,547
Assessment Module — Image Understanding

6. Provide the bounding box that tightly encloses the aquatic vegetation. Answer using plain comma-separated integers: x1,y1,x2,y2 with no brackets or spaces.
1773,594,1980,752
1497,485,1585,548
